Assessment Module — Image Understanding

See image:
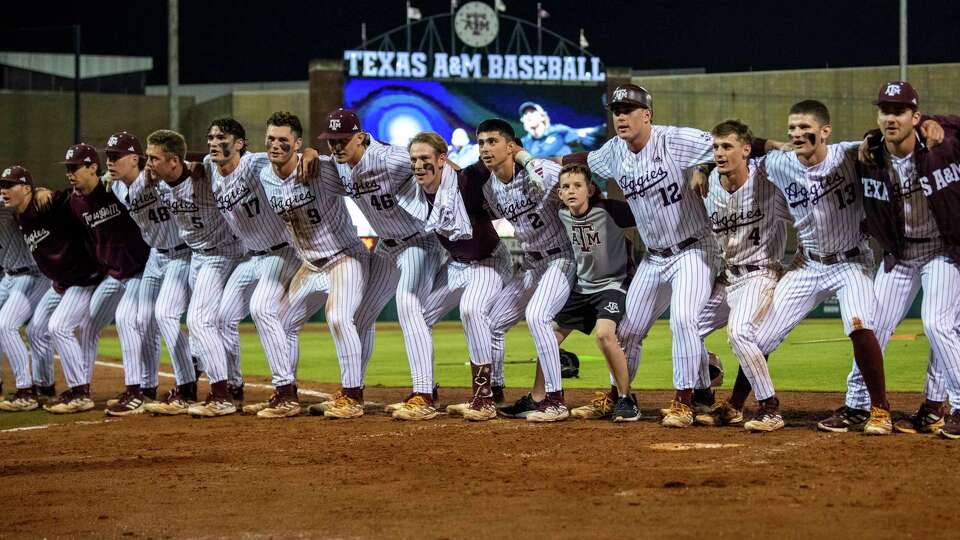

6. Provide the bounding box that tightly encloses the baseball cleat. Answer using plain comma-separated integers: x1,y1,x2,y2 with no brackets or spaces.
0,388,39,412
242,400,272,415
309,389,344,415
462,396,497,422
44,388,95,415
227,383,244,406
387,385,439,414
661,400,694,428
498,393,539,419
145,387,193,415
446,402,470,416
894,403,945,434
817,406,870,433
105,390,148,417
257,393,301,419
323,394,364,419
33,384,56,406
526,392,569,423
939,411,960,440
188,394,238,417
106,390,126,408
611,394,641,423
571,391,614,419
660,399,714,417
863,407,893,436
695,401,744,427
491,385,505,405
744,400,784,433
392,394,439,421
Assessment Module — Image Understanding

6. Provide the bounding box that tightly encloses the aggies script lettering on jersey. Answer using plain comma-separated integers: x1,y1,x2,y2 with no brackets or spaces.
210,152,289,252
587,125,714,250
159,167,237,252
112,171,182,250
479,159,568,254
764,142,864,255
0,206,37,271
705,158,792,269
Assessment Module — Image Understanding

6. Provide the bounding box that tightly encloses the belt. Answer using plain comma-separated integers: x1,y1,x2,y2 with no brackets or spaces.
6,266,34,276
904,237,931,243
157,243,189,255
381,232,419,248
529,247,563,261
648,237,698,258
807,246,861,265
310,247,349,270
727,264,762,277
249,242,290,257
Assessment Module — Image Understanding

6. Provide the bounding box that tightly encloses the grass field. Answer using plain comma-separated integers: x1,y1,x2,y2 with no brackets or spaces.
96,318,932,392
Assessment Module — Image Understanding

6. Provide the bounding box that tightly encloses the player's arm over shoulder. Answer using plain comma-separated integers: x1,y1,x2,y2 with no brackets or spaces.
666,126,715,168
596,198,636,228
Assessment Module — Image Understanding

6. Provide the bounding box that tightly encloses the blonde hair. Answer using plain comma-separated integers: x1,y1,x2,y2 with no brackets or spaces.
408,132,448,156
146,129,187,161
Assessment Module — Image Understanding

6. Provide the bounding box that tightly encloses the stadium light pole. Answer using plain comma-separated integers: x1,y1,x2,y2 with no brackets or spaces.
168,0,180,131
73,25,81,144
899,0,907,80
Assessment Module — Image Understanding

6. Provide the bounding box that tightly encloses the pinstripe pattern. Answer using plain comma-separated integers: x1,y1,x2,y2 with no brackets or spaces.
488,254,576,393
587,125,714,250
726,272,780,400
617,240,721,390
112,172,182,250
46,284,99,387
149,250,194,385
354,249,401,378
186,251,239,384
281,249,367,387
482,160,567,253
0,273,49,388
891,154,939,239
209,152,287,251
26,287,59,387
844,239,960,410
96,274,149,386
423,242,513,366
219,248,301,387
0,207,37,271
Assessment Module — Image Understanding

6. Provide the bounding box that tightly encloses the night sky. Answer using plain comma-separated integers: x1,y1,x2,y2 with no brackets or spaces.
2,0,958,85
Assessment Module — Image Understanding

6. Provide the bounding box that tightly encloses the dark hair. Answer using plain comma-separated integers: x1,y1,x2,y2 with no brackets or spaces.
559,162,601,204
513,137,524,147
711,119,754,146
476,118,516,141
146,130,187,161
208,117,248,153
266,111,303,139
789,100,831,125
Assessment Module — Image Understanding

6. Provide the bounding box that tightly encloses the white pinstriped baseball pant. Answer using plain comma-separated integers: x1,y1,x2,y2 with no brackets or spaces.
844,242,960,412
488,252,576,394
29,283,101,388
618,238,722,390
148,249,195,386
0,273,49,389
281,247,368,388
755,246,876,355
422,242,513,368
219,246,301,388
356,235,445,394
187,250,240,385
720,271,779,400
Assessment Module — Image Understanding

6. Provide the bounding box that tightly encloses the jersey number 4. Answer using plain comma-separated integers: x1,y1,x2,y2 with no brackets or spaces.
148,207,171,223
370,194,395,211
748,227,760,246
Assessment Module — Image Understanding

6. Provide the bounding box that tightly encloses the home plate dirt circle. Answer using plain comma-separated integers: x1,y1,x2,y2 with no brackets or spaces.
648,442,745,451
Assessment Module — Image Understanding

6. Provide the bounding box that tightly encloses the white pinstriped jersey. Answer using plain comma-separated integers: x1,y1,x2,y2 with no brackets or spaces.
0,206,37,271
705,158,792,268
764,142,864,255
260,156,362,262
208,152,289,252
321,140,425,240
891,153,939,239
158,172,238,251
112,171,182,250
588,125,714,250
482,159,568,253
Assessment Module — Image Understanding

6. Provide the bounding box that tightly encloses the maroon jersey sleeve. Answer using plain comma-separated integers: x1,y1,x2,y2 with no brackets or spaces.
562,151,589,165
595,199,636,228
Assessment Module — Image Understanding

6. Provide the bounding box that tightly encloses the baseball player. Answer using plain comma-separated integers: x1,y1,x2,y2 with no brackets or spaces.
311,109,445,421
204,116,302,408
105,131,197,414
252,112,370,418
464,118,575,423
405,131,513,422
846,82,960,439
63,142,153,417
752,99,892,435
145,129,242,417
518,102,604,157
0,175,49,412
557,84,724,428
690,120,795,432
0,164,104,414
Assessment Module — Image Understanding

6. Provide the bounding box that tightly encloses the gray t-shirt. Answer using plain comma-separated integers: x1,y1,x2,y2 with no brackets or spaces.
559,199,635,294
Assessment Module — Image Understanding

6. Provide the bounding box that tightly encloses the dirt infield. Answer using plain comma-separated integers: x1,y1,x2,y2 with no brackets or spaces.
1,362,958,539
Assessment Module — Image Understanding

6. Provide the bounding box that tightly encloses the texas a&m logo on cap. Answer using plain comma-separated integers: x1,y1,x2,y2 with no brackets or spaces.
66,148,75,160
2,168,9,178
108,135,119,147
613,88,628,102
884,84,902,97
329,118,342,131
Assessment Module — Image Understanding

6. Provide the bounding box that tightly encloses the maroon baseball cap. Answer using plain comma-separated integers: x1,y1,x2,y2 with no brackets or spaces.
608,84,653,111
875,81,919,107
318,109,362,140
0,165,32,187
104,131,143,157
60,143,100,167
